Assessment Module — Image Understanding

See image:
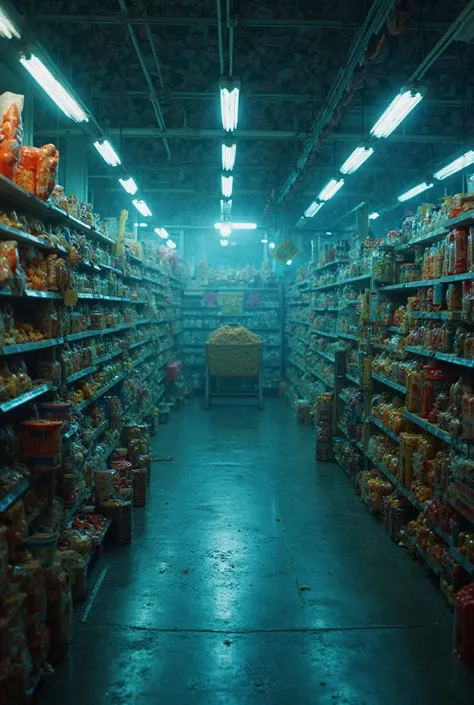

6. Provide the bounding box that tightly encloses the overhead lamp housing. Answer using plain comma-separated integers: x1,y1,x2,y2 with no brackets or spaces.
20,53,89,123
166,239,176,249
269,242,276,250
0,7,20,38
220,238,229,247
370,86,424,139
220,78,240,132
434,150,474,180
304,201,324,218
132,199,152,217
154,227,168,240
397,181,433,202
369,212,380,220
221,175,233,198
220,199,232,218
93,139,121,167
340,146,374,175
119,177,138,195
222,143,237,171
318,178,345,202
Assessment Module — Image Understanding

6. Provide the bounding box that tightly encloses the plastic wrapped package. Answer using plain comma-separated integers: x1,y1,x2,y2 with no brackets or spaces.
0,93,24,180
13,146,39,194
36,144,59,201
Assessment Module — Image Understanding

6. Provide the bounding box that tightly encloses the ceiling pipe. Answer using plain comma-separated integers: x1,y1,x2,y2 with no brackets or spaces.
276,0,396,206
216,0,225,75
118,0,171,160
226,0,234,77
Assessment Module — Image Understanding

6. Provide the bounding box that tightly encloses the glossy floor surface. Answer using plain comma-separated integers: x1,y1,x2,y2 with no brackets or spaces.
37,399,474,704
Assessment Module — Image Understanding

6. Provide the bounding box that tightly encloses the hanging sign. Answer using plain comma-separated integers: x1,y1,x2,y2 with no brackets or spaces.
273,240,298,264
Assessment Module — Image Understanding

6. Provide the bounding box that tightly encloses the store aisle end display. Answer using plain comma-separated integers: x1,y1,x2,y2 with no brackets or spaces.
182,263,282,391
0,93,185,702
284,195,474,665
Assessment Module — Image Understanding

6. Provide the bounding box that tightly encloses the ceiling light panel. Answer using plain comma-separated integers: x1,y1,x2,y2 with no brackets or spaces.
340,146,374,175
370,88,424,139
0,7,20,38
397,181,433,202
119,177,138,195
132,199,152,216
317,178,345,202
222,144,237,171
93,139,121,167
20,53,88,123
221,175,233,198
304,201,324,218
369,212,380,220
434,151,474,180
220,82,240,132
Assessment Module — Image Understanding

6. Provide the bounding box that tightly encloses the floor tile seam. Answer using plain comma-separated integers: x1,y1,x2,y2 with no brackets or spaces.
79,620,444,634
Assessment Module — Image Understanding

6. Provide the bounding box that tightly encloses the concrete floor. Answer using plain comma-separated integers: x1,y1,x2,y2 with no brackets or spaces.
36,398,474,704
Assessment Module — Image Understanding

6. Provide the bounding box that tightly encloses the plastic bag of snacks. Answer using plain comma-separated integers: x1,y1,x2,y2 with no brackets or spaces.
0,92,24,180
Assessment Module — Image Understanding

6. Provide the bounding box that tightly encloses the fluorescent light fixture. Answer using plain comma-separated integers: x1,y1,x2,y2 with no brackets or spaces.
286,260,292,266
232,222,257,230
397,181,433,202
220,238,229,247
370,87,424,139
132,199,152,217
20,53,88,123
0,7,20,38
220,79,240,132
222,143,237,171
221,175,233,198
93,139,121,167
304,201,324,218
166,239,176,249
261,238,268,244
318,178,345,202
119,177,138,195
269,242,276,250
154,227,168,239
220,223,232,237
340,146,374,175
434,150,474,180
133,223,147,228
220,199,232,218
369,212,380,220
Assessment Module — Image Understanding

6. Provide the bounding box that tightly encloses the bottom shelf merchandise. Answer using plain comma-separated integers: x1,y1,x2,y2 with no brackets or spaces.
0,374,183,701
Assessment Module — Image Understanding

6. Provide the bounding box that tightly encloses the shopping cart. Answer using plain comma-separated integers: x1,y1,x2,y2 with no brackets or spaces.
204,341,263,409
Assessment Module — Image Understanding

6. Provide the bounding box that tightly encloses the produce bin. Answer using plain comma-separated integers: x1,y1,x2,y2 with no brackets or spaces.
204,341,263,409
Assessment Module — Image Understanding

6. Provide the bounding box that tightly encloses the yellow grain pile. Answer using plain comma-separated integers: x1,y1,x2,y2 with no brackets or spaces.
207,325,261,344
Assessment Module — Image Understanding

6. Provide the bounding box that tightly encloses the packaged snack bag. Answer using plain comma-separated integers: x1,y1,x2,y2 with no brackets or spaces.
13,145,39,193
36,143,59,200
0,92,24,178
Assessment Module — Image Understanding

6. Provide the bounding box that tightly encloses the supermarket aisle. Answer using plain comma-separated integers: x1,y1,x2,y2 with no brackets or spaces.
37,399,474,704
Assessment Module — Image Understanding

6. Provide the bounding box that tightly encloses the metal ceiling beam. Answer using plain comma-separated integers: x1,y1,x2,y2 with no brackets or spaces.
36,126,462,144
88,164,420,176
90,91,474,108
33,14,448,30
276,0,396,205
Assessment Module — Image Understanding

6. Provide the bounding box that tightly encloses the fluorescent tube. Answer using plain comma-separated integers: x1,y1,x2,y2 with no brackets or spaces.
397,182,433,202
304,201,324,218
0,7,20,38
166,239,176,249
93,139,121,167
369,212,380,220
318,178,345,202
20,53,88,123
434,151,474,180
119,177,138,195
232,223,257,230
220,199,232,218
286,260,292,266
340,146,374,174
261,238,268,244
154,227,168,239
220,239,229,247
133,223,147,228
132,199,152,217
220,80,240,132
269,242,276,250
222,144,237,171
370,88,423,139
220,223,232,237
221,175,233,198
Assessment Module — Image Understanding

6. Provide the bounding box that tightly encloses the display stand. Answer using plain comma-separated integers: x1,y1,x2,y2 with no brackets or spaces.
204,343,264,410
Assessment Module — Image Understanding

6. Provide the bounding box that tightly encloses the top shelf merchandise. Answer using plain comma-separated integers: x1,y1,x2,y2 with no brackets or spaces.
182,283,283,390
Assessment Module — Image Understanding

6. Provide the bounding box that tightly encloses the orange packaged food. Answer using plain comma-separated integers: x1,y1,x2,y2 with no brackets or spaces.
36,143,59,200
0,98,23,178
13,146,39,194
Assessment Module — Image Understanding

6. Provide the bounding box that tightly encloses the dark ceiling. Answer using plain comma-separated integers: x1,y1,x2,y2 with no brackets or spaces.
9,0,474,234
